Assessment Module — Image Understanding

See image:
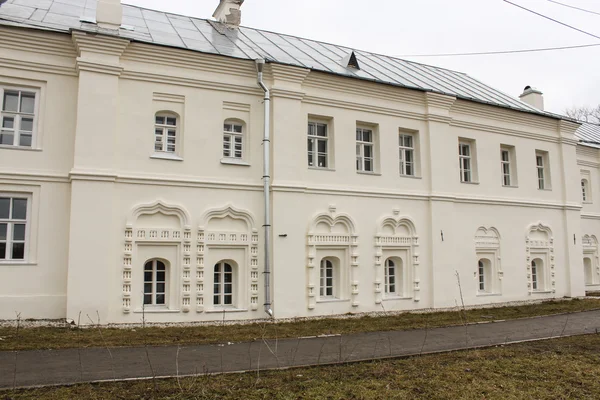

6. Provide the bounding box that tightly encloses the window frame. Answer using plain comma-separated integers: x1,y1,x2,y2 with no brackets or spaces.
0,86,40,149
143,259,167,307
399,132,416,177
535,150,551,190
356,126,376,173
0,194,31,263
384,257,404,297
319,257,337,299
307,119,331,169
459,141,473,183
222,120,245,161
214,261,235,307
152,112,182,161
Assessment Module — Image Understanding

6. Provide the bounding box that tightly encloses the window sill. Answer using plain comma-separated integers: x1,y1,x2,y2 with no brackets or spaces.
316,298,350,304
0,145,42,152
529,290,554,294
476,292,502,297
583,201,593,205
150,153,183,161
382,296,412,301
357,171,381,176
220,158,250,167
206,308,248,313
0,262,37,266
502,185,519,189
460,181,480,185
133,308,180,314
538,188,552,191
400,174,421,180
308,166,335,172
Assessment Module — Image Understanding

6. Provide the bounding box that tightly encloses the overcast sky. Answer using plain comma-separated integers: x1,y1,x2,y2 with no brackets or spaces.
123,0,600,115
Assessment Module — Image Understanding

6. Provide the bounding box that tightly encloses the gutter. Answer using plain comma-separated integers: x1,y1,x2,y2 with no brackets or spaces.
256,59,273,317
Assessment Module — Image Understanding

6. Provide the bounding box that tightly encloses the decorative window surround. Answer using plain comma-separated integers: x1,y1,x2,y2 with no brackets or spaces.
374,209,419,304
525,223,555,294
123,200,192,314
307,205,358,309
197,205,259,313
583,235,599,286
475,227,502,295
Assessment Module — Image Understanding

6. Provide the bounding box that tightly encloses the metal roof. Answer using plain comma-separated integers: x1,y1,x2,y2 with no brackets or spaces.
0,0,560,118
575,122,600,148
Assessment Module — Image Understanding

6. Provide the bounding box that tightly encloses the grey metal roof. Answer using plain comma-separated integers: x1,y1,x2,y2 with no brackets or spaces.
0,0,557,118
576,122,600,148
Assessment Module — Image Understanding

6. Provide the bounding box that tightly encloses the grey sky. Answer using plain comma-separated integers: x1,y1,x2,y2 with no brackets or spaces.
123,0,600,115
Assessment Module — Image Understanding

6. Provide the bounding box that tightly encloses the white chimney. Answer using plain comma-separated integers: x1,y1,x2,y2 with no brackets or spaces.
96,0,123,30
519,86,544,111
213,0,244,27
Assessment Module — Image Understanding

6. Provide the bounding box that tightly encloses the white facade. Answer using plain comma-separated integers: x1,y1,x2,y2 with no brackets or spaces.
0,1,597,324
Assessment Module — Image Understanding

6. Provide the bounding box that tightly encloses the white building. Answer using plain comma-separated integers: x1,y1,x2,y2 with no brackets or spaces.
0,0,599,324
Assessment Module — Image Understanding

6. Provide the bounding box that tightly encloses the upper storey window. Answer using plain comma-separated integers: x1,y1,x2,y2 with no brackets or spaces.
308,121,329,168
154,113,178,153
223,121,244,159
399,133,415,176
535,150,551,190
459,141,472,183
356,127,374,173
1,88,37,148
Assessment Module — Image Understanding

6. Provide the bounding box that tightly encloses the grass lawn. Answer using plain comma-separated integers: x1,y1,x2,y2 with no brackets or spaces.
0,298,599,352
6,333,600,399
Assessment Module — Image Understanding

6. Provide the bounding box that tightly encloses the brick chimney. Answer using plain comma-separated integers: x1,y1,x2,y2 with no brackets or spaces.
213,0,244,27
519,86,544,110
96,0,122,30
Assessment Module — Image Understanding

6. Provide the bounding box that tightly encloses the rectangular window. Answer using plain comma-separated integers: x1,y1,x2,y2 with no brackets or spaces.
223,122,243,159
308,121,328,168
459,142,472,183
154,114,177,153
319,259,334,297
0,196,28,261
535,151,550,190
356,127,374,172
501,149,511,186
399,133,415,176
0,88,38,148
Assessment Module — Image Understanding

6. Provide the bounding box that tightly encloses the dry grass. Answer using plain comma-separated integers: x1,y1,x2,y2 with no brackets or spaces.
0,298,599,352
6,334,600,399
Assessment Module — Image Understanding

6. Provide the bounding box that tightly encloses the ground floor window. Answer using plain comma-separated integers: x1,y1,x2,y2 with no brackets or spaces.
214,261,234,306
531,258,545,291
144,259,166,306
320,258,337,298
584,257,593,285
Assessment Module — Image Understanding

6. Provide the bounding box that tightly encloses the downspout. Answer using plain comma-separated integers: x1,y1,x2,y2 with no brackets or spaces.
256,59,273,317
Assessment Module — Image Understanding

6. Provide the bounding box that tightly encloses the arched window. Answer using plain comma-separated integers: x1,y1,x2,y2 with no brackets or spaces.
144,259,167,306
154,112,178,153
477,258,492,293
214,261,234,306
384,257,403,296
531,258,545,291
319,257,338,298
582,179,589,202
223,120,244,160
584,257,593,285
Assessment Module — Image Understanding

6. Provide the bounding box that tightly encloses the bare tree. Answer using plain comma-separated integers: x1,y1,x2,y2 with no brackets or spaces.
565,105,600,124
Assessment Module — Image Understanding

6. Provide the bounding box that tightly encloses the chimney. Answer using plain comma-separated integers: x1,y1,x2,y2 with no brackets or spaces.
519,86,544,110
213,0,244,27
96,0,123,30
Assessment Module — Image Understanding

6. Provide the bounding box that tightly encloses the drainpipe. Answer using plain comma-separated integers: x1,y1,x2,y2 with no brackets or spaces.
256,59,273,317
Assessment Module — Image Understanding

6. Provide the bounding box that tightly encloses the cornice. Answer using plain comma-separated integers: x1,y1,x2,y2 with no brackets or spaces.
0,170,70,183
76,58,123,76
577,160,600,168
71,30,130,57
451,119,560,144
576,145,599,158
0,26,76,59
120,70,262,96
121,43,256,80
303,95,425,121
0,56,76,76
270,63,310,85
558,119,580,137
425,92,456,110
271,88,305,100
303,71,426,107
559,137,579,146
582,213,600,220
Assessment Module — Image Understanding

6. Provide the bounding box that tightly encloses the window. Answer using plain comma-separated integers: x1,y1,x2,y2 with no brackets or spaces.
531,259,539,290
478,260,485,291
223,121,243,159
459,141,472,183
584,257,593,286
501,149,511,186
154,113,177,153
356,127,374,172
144,259,166,306
0,196,27,261
1,88,37,148
384,257,403,296
582,179,590,203
535,151,550,190
319,258,335,298
399,133,415,176
477,258,492,293
308,121,328,168
214,261,234,306
531,258,546,291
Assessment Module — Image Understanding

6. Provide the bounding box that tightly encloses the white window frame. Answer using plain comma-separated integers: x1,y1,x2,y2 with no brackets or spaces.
459,141,472,183
143,259,167,307
501,149,511,186
356,127,375,173
384,257,400,296
0,195,30,263
319,258,336,298
399,133,415,176
154,112,178,154
308,120,330,169
531,259,539,291
214,261,235,306
223,121,244,160
0,87,39,149
535,150,550,190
